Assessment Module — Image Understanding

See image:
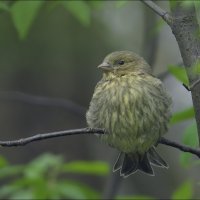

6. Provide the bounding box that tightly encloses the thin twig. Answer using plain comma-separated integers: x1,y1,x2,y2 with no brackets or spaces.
141,0,172,25
0,128,104,147
0,128,200,160
159,137,200,158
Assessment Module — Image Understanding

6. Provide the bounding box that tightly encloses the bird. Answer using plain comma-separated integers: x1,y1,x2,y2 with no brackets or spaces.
86,51,172,177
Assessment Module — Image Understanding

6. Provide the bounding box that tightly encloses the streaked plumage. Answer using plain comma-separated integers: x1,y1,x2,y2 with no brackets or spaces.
86,51,171,177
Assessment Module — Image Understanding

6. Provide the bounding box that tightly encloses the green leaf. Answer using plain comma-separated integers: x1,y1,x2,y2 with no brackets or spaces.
0,165,24,179
24,153,63,179
0,155,8,168
172,181,193,199
168,65,189,85
116,1,128,8
12,178,49,199
180,122,198,167
183,122,198,147
57,180,100,199
62,1,90,26
117,195,155,200
62,161,109,176
10,1,43,39
170,107,194,125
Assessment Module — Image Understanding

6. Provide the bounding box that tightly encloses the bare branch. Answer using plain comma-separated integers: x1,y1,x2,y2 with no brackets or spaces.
141,0,172,25
159,137,200,158
0,128,200,160
0,128,104,147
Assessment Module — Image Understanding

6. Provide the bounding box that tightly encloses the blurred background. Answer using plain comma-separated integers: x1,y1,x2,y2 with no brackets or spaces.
0,0,199,199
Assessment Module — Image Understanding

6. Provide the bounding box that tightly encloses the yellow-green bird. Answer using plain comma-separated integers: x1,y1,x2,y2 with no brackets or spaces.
86,51,172,177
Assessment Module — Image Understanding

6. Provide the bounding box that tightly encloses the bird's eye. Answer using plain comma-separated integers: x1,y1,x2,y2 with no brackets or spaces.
118,60,125,65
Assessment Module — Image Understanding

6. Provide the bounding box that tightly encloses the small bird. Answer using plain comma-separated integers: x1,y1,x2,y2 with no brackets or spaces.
86,51,172,177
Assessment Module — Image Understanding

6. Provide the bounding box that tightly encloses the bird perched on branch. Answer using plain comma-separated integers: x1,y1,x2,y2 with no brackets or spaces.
86,51,172,177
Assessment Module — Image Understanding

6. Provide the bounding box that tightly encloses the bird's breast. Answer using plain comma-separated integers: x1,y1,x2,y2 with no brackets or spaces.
86,74,171,153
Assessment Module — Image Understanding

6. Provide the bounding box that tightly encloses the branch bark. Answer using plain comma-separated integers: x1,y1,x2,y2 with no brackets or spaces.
170,2,200,146
141,0,172,25
0,128,104,147
159,137,200,158
141,0,200,146
0,128,200,159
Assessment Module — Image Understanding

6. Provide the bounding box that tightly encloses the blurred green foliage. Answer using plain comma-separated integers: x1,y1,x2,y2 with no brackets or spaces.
10,1,44,39
168,65,189,86
171,180,193,200
62,161,109,175
180,122,199,168
170,107,194,125
62,1,91,26
0,0,94,40
169,0,200,9
0,153,108,199
0,154,161,199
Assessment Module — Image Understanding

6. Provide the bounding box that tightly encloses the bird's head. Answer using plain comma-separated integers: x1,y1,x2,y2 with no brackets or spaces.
97,51,151,77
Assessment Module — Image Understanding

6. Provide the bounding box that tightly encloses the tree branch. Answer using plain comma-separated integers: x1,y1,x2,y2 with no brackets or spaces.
169,2,200,146
159,137,200,158
141,0,172,25
0,128,200,159
0,128,104,147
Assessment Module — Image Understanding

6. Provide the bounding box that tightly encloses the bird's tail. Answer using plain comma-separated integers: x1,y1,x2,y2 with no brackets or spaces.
113,146,168,177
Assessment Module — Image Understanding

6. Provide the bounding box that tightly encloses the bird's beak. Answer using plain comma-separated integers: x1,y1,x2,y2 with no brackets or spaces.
97,62,111,70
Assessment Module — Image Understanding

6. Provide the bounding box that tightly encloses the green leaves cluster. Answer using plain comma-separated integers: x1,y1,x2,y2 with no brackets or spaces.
0,154,109,199
0,151,194,199
0,0,95,40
